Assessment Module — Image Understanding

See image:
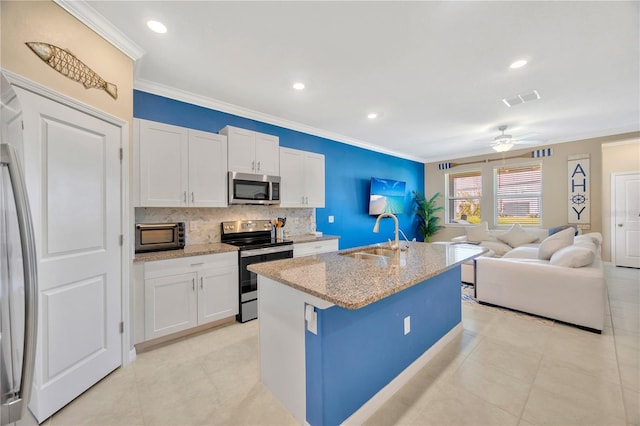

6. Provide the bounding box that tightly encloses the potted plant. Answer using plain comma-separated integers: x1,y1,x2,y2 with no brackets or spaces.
413,191,444,242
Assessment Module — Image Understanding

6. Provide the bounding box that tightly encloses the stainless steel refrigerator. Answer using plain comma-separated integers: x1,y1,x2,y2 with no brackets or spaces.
0,73,38,426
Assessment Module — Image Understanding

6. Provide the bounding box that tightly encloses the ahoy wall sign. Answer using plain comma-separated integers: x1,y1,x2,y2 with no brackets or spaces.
568,154,590,224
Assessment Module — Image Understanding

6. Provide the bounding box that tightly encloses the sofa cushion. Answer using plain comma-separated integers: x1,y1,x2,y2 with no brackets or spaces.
503,246,539,259
479,240,513,257
465,221,491,242
538,227,575,260
550,245,596,268
576,233,603,247
497,224,539,247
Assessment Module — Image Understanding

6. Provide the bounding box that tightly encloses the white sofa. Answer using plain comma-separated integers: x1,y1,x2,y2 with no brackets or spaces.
474,231,605,333
451,223,550,284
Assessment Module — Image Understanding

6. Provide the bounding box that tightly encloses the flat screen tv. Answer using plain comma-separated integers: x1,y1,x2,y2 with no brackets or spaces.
368,177,406,215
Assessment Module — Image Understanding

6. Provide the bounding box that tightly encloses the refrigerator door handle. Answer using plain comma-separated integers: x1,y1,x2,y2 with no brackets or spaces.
1,144,38,425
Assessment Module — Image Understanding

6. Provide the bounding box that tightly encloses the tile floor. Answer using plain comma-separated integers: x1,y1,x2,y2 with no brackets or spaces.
45,265,639,426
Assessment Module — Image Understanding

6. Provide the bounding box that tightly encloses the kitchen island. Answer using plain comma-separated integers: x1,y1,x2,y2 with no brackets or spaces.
248,241,486,426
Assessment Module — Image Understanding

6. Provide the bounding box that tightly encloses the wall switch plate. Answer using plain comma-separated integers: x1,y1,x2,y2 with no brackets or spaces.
404,316,410,335
328,215,334,223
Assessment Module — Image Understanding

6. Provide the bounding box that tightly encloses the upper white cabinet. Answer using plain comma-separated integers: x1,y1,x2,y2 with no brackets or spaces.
280,147,325,208
135,119,228,207
221,126,279,175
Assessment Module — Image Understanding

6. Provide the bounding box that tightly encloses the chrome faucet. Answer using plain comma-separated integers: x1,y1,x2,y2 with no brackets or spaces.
373,213,399,250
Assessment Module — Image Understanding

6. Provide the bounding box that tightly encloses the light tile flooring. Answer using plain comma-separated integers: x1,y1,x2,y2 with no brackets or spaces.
46,265,639,426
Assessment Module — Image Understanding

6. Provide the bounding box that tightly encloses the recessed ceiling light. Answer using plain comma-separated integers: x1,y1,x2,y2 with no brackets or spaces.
367,113,378,119
147,20,167,34
509,59,528,69
293,82,305,90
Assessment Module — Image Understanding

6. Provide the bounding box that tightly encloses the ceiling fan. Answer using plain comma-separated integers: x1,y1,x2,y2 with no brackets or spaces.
490,125,540,152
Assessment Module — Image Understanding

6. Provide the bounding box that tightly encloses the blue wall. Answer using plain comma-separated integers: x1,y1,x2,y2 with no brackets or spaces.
134,90,425,248
305,267,462,425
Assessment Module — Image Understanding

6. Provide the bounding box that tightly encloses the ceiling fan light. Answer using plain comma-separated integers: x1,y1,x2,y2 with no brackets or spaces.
492,142,514,152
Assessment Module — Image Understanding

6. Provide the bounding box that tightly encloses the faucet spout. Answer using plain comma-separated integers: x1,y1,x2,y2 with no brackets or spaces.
373,213,399,250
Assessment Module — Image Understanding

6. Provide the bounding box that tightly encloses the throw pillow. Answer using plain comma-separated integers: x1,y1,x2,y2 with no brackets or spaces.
478,241,513,257
538,227,575,260
465,221,490,242
548,224,578,236
497,223,539,248
576,232,603,247
550,245,595,268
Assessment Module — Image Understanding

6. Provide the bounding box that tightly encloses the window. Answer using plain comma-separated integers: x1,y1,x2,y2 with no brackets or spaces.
494,164,542,226
446,171,482,224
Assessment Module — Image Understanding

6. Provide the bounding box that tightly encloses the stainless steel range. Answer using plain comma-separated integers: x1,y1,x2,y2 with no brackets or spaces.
221,220,293,322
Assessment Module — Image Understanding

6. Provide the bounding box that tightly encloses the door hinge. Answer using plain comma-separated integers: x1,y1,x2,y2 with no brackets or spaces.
119,234,124,246
119,148,123,161
119,322,124,334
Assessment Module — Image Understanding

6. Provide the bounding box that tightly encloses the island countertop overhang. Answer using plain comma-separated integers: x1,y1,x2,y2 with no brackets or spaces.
248,242,487,310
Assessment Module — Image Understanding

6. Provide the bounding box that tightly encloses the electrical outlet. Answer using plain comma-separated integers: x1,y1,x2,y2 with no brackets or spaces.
404,316,410,335
328,215,334,223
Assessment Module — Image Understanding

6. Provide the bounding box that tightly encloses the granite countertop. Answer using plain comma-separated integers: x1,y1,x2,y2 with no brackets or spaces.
133,243,238,263
248,241,487,310
285,234,340,244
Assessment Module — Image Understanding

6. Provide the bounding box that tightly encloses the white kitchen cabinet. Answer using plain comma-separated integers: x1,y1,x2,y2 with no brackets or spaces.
280,147,325,208
293,239,338,257
135,119,228,207
142,252,238,341
221,125,279,175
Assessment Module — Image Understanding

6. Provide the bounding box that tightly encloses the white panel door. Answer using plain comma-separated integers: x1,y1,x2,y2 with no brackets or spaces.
188,130,227,207
254,133,279,175
197,265,238,325
614,173,640,268
226,127,255,173
305,152,325,208
279,148,305,207
16,87,122,422
137,119,188,207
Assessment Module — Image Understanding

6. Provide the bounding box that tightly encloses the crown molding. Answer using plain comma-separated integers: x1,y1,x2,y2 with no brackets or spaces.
53,0,145,60
134,78,427,163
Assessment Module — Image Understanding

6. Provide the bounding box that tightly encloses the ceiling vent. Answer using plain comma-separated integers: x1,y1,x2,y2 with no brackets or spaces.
502,90,541,107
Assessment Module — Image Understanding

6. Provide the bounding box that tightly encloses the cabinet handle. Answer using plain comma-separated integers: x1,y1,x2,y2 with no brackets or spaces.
257,161,261,171
191,192,195,203
252,160,255,171
192,278,195,291
200,277,203,289
301,196,305,204
305,196,309,205
184,191,187,203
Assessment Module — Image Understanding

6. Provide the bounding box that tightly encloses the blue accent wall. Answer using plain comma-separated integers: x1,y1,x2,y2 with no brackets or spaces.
305,267,461,426
134,90,425,248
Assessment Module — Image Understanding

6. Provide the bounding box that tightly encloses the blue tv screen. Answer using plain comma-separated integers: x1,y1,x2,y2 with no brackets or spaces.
368,177,406,215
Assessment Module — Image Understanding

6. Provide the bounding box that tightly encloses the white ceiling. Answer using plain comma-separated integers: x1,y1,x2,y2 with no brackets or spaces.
82,1,639,162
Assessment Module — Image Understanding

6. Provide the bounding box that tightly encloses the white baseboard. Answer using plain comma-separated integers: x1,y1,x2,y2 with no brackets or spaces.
342,323,463,425
126,348,137,365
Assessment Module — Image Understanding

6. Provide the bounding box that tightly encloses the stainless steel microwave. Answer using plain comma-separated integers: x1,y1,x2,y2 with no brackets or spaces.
228,172,281,205
135,222,185,253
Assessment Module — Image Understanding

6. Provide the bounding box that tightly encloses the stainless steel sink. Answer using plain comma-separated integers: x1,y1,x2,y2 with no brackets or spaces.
340,246,397,260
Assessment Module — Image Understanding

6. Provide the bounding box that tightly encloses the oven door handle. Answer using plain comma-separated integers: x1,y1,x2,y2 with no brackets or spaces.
240,245,293,257
136,223,178,229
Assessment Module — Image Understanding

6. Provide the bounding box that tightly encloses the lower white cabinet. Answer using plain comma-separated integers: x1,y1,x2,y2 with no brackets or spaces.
293,239,339,257
142,252,238,340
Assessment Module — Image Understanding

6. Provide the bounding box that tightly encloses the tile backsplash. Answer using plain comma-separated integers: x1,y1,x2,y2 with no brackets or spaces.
135,206,316,244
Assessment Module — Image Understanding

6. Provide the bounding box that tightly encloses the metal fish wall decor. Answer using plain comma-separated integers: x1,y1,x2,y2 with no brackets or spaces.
25,42,118,100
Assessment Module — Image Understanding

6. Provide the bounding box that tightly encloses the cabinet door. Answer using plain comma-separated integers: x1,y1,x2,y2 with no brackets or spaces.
188,130,227,207
226,127,256,173
279,148,305,207
197,264,239,325
144,272,197,340
137,119,188,207
304,153,325,208
254,132,280,175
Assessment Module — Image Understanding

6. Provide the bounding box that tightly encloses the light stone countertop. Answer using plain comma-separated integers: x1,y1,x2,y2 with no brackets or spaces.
248,241,487,310
285,234,340,244
133,243,238,263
